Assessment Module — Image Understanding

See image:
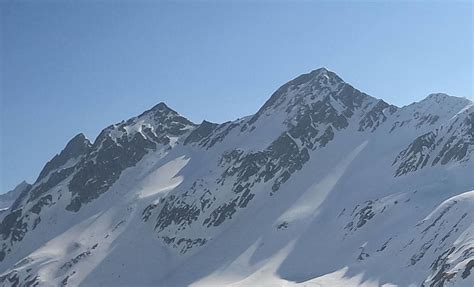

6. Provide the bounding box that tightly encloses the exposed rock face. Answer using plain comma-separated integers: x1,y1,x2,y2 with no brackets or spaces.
394,131,438,176
0,103,196,259
0,68,473,287
146,69,404,251
359,100,398,132
184,120,218,146
419,193,474,287
36,134,92,183
66,102,197,212
0,182,31,212
393,106,474,176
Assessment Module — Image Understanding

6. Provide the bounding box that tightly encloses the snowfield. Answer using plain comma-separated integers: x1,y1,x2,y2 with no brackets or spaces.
0,68,473,287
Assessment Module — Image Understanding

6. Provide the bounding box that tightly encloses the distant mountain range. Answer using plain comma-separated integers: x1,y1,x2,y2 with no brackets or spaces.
0,68,473,286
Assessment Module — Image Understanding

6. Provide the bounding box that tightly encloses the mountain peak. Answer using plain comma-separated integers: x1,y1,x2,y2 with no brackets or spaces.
151,102,170,111
139,101,182,119
1,68,474,287
424,93,452,102
63,133,92,155
312,67,329,72
291,67,344,88
0,180,31,210
67,133,89,146
308,67,330,75
422,93,471,104
311,67,344,82
413,93,473,110
36,133,92,182
247,68,354,127
133,101,181,122
3,180,29,196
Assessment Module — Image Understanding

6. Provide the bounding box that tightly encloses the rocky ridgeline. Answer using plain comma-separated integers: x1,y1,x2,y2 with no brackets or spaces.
0,68,472,286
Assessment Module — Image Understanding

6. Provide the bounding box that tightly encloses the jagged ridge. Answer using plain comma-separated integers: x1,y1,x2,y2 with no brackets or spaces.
0,68,473,287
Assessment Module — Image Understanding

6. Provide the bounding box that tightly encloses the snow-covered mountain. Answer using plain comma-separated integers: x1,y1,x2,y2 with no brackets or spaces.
0,68,472,287
0,182,31,214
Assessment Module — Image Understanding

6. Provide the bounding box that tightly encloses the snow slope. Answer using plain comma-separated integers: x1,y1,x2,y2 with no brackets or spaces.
0,68,473,287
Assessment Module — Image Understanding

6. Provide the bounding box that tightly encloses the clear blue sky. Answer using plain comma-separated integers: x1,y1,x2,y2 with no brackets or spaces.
1,1,472,192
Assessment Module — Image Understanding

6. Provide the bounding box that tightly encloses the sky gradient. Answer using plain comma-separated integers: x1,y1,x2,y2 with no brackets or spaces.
1,1,473,192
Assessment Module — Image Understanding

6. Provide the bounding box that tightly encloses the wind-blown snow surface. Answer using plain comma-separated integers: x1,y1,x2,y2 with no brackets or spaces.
0,68,473,287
